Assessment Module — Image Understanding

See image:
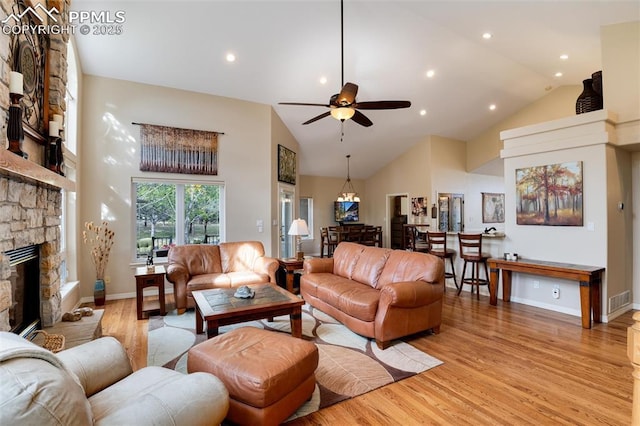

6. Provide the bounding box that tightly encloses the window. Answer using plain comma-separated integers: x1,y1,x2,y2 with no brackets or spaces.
299,197,313,239
65,39,78,155
133,179,224,260
59,38,80,284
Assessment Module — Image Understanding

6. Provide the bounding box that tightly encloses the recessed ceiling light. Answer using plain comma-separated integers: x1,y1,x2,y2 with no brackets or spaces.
319,76,327,85
482,32,492,40
489,104,496,111
420,109,427,116
555,72,563,77
560,54,569,60
226,53,236,62
426,70,435,78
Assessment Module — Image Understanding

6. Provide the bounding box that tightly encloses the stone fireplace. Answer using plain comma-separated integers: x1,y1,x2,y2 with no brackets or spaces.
0,0,71,332
0,175,63,331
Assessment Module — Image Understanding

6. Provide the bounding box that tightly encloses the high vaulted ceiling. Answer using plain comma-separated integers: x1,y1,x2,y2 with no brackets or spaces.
71,0,639,179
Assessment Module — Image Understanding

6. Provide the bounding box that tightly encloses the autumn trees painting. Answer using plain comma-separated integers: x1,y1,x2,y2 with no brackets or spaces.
515,161,583,226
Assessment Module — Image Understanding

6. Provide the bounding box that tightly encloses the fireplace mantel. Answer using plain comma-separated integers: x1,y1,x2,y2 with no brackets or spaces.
0,149,75,192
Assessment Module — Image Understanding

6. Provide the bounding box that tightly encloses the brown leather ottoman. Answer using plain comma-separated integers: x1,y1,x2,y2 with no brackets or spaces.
187,327,318,426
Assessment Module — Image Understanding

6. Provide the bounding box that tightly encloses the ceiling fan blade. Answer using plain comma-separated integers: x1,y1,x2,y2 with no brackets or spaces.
354,100,411,110
336,82,358,106
279,102,332,107
351,110,373,127
303,111,332,125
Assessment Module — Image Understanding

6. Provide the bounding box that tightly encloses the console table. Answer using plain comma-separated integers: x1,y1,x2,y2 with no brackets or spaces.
487,258,604,329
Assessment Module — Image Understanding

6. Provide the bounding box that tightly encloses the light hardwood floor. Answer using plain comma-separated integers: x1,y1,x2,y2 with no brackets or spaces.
96,290,634,425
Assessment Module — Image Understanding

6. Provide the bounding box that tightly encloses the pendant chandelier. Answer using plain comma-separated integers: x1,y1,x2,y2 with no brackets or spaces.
337,155,360,202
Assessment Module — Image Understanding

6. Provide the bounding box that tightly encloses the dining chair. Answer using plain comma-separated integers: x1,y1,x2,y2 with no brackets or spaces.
320,227,338,258
360,227,379,246
403,224,428,252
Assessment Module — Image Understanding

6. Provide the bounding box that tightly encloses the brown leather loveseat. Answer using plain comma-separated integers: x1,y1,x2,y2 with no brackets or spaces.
301,242,445,349
166,241,279,313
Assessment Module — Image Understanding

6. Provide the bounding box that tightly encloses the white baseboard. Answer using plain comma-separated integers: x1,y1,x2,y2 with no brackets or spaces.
79,287,174,305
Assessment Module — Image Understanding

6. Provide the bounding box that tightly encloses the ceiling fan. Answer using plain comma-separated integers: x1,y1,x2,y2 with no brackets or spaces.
278,0,411,127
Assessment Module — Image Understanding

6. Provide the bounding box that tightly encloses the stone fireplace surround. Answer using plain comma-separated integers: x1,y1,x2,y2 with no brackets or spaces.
0,174,62,331
0,0,71,332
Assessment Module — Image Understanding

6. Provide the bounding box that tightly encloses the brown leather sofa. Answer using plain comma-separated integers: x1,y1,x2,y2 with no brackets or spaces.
166,241,279,313
301,242,445,349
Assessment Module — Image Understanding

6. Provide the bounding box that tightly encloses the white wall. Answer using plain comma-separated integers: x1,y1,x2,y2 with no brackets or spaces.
503,144,608,317
79,76,276,300
270,109,301,257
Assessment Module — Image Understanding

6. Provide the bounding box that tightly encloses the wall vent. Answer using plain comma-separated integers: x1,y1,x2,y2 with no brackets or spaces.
608,290,631,313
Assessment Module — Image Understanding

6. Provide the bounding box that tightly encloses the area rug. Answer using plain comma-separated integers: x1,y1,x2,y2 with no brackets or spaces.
147,305,442,420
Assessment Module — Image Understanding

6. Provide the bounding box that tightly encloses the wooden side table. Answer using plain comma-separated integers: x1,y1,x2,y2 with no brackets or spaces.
134,265,167,320
277,258,304,294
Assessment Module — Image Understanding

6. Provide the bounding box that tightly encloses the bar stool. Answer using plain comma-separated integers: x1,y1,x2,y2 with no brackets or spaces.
457,233,490,299
427,231,458,290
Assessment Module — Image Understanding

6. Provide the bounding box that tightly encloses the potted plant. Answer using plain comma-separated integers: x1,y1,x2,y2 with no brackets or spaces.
83,221,115,305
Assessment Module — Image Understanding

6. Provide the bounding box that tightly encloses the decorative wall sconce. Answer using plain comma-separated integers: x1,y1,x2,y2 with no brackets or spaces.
7,71,27,159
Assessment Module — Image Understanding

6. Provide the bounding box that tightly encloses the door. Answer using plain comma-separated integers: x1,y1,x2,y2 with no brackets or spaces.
279,186,295,258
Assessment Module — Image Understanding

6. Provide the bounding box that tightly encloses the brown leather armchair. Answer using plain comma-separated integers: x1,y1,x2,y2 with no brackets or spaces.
166,241,279,313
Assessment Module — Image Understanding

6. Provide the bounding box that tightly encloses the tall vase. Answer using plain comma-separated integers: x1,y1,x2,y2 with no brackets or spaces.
591,70,603,97
94,279,106,306
576,78,602,114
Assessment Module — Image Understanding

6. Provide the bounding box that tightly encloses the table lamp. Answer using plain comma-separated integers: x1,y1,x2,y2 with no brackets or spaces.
288,219,309,261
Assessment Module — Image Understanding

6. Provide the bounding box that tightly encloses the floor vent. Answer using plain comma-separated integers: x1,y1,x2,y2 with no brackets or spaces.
608,290,631,313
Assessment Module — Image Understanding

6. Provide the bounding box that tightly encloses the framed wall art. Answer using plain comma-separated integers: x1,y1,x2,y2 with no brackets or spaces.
138,123,219,175
515,161,583,226
482,192,505,223
411,197,427,217
278,144,296,185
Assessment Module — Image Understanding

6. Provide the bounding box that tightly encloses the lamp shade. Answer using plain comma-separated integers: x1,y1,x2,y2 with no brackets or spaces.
288,218,309,236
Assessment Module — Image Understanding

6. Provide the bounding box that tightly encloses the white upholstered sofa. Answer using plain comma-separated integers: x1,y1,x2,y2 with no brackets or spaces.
0,331,229,425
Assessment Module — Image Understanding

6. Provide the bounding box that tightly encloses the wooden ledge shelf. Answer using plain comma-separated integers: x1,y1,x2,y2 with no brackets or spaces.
0,149,75,192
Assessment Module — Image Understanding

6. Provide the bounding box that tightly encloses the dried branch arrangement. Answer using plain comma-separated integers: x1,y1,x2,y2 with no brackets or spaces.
83,221,115,280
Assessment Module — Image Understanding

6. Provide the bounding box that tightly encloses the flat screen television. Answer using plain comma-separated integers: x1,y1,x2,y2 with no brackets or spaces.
334,201,359,223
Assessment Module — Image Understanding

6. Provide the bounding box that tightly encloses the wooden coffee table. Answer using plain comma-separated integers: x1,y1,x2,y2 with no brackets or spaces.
192,283,304,339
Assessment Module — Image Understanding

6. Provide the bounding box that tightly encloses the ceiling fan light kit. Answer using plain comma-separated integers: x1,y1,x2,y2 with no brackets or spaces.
330,107,355,121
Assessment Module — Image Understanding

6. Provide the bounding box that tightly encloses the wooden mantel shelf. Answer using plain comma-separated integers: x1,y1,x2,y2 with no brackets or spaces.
0,149,76,192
